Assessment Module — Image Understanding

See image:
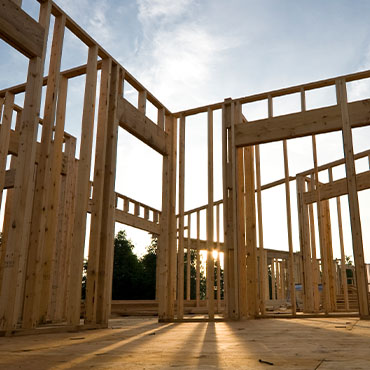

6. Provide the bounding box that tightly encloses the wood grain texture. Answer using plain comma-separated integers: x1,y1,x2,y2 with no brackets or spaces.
0,0,45,58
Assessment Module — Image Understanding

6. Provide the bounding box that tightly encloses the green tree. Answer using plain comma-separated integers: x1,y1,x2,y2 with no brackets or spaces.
139,237,157,299
111,230,144,300
90,231,223,302
184,249,218,300
81,258,88,299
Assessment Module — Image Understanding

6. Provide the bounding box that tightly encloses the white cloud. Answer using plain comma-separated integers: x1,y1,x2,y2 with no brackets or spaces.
137,0,193,21
142,24,226,100
131,0,238,110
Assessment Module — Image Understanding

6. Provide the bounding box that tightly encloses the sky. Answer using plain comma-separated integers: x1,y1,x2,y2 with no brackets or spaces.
2,0,370,262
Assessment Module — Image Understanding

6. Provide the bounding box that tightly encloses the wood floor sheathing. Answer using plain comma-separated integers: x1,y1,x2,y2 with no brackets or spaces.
0,316,369,369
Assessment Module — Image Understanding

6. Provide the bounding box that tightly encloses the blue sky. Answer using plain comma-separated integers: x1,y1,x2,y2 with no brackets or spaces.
2,0,370,261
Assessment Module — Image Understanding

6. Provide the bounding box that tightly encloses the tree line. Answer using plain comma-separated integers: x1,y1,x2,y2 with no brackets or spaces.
82,230,224,300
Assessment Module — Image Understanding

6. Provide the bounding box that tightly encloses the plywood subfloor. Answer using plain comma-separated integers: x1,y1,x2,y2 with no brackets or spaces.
0,316,369,369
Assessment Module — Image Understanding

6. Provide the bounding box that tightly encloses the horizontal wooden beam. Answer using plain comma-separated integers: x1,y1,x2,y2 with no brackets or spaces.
303,170,370,204
0,0,45,58
29,1,172,115
184,237,296,260
116,194,160,216
117,97,168,155
236,70,370,104
235,99,370,147
114,209,160,235
298,148,370,177
4,168,162,235
87,197,160,234
174,70,370,118
260,176,296,191
0,60,103,97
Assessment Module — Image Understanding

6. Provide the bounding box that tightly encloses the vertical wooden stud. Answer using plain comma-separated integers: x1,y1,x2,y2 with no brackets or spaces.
138,90,147,114
244,143,258,317
0,92,15,207
271,259,276,300
158,114,177,321
328,168,349,311
336,78,369,317
207,107,215,320
66,45,98,326
312,136,331,313
321,199,336,311
222,99,238,319
95,63,120,325
186,214,191,301
0,1,51,330
255,144,266,314
196,210,201,307
216,203,221,312
52,136,76,321
85,58,112,324
296,175,315,312
177,114,185,319
41,74,69,321
282,140,296,315
308,175,320,312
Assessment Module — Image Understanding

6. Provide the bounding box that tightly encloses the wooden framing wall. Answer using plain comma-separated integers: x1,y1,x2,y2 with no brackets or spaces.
0,0,177,332
226,75,370,319
1,0,370,333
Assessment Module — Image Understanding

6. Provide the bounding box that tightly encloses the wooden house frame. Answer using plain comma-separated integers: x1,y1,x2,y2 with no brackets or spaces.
0,0,369,335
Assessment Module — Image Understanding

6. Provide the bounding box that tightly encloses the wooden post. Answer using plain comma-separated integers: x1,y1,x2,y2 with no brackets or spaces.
22,13,65,328
177,114,185,319
321,199,337,311
157,108,165,130
207,107,215,320
95,63,120,325
283,260,287,299
85,58,112,324
276,261,281,300
138,90,147,114
244,143,258,317
0,92,15,206
282,140,296,315
43,75,69,321
296,175,315,312
186,214,191,301
158,114,177,321
328,168,349,311
0,1,51,330
271,259,276,300
264,250,269,303
61,144,78,320
312,135,331,314
66,45,98,326
336,78,369,318
308,175,320,312
196,210,201,307
235,108,248,319
216,203,221,312
255,144,266,314
0,110,21,291
51,136,76,322
222,98,238,319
